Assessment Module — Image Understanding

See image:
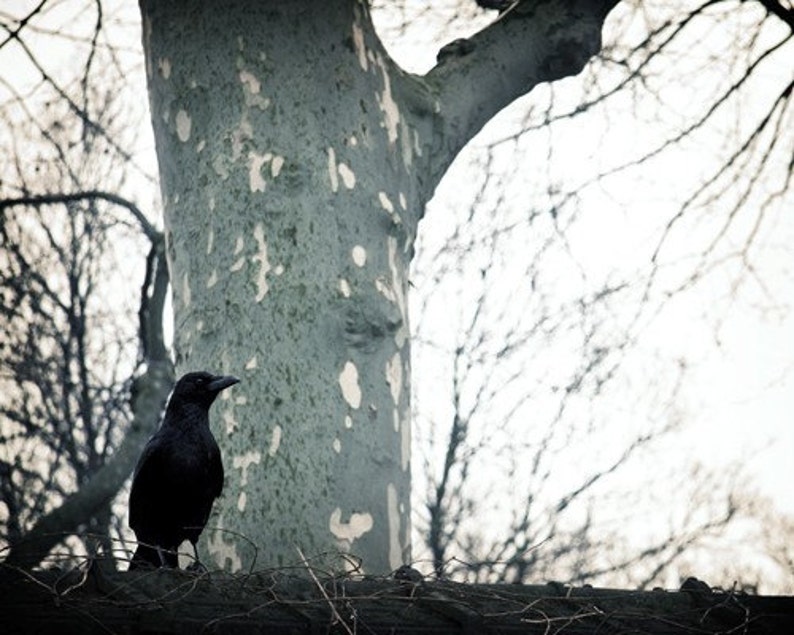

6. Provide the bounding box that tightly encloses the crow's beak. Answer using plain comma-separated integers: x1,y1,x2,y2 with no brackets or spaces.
208,375,240,393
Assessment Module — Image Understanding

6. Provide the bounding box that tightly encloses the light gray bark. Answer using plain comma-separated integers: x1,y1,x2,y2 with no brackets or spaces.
139,0,616,573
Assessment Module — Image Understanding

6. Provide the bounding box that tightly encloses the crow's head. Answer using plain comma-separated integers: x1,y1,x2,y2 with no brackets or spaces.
171,371,240,409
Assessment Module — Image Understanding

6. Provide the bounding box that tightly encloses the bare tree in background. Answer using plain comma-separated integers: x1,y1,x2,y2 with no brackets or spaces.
406,0,793,590
0,1,172,569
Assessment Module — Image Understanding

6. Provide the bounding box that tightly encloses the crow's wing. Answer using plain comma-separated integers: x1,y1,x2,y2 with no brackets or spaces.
128,432,168,534
209,440,224,500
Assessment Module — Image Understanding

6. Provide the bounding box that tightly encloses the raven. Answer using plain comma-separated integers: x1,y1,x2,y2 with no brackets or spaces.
128,371,239,570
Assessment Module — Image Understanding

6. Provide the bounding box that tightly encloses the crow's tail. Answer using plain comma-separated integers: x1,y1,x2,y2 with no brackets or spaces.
128,543,178,570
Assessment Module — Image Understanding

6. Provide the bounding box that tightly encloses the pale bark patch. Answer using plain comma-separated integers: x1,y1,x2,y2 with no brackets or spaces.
327,147,339,192
239,69,261,94
233,450,261,486
387,237,408,348
351,19,368,71
401,410,410,471
181,271,191,307
271,155,284,177
208,515,242,573
385,352,402,405
268,424,282,457
387,483,402,569
339,361,362,409
230,234,246,272
222,407,239,436
351,245,366,267
375,58,399,144
248,151,268,192
251,224,272,302
338,162,356,189
378,191,394,213
329,508,374,546
157,57,171,79
175,109,191,142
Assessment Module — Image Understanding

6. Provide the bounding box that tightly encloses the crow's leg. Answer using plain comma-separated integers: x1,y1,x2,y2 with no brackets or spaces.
186,541,207,573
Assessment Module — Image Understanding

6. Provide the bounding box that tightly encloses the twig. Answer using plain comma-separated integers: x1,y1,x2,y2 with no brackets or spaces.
296,547,354,635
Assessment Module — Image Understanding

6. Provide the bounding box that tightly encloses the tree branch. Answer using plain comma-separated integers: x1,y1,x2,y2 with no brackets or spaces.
2,236,173,569
0,191,159,241
755,0,794,31
423,0,620,186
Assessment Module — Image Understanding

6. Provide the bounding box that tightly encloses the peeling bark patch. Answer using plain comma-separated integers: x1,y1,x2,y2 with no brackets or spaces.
401,411,410,471
157,57,171,79
339,361,361,409
351,245,366,267
233,450,262,486
352,19,368,71
378,192,394,213
387,483,402,569
248,151,268,192
375,277,396,303
375,60,399,144
268,424,282,457
251,224,273,302
233,449,260,509
239,69,261,94
379,191,402,226
387,237,409,348
327,147,339,192
385,353,402,405
230,235,246,272
208,514,242,572
181,271,191,308
271,155,284,177
175,109,191,142
329,508,373,546
338,163,356,189
222,407,239,436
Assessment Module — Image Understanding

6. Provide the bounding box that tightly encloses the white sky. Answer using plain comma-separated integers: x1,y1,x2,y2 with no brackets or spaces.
373,1,794,520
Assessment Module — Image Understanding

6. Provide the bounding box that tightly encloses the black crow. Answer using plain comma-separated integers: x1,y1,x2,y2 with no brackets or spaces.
128,371,239,570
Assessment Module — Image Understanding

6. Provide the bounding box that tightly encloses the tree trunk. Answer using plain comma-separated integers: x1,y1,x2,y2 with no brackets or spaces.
138,0,616,573
139,0,417,573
